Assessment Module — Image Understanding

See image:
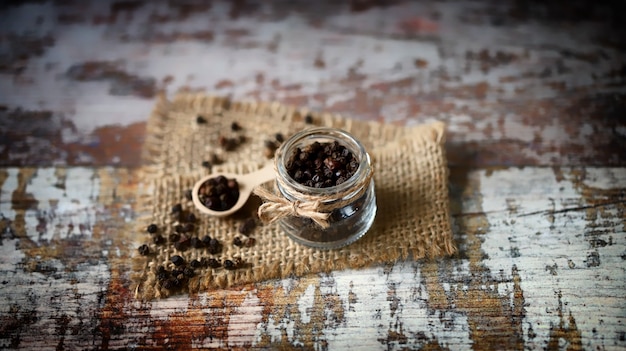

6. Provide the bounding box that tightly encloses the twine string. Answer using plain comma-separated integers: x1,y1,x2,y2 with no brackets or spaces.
253,165,373,229
254,186,331,228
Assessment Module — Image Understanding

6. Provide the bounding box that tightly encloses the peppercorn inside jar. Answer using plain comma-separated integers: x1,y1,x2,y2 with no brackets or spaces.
272,127,377,249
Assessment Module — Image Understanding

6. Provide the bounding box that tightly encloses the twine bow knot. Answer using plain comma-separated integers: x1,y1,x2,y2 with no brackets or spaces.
254,186,331,228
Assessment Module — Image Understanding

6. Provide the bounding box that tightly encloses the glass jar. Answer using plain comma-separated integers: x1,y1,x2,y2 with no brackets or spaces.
273,127,377,249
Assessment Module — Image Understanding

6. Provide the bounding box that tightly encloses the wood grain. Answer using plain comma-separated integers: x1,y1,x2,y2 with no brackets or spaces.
0,0,624,350
0,0,624,167
0,166,623,349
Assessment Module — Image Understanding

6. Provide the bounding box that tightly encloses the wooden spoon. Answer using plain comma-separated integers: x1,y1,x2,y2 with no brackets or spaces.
192,163,275,217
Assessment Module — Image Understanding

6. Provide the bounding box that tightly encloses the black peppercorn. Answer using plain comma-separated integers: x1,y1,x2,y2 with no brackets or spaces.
304,114,314,124
210,153,222,165
207,238,221,254
205,258,221,268
169,233,180,243
238,218,256,236
171,255,185,266
186,212,197,223
138,244,150,256
264,140,278,150
183,267,195,278
190,259,202,269
275,133,284,143
233,237,243,247
219,136,239,151
202,160,212,169
197,176,240,211
245,237,256,247
196,115,207,124
162,279,175,290
182,223,194,233
171,203,182,214
231,121,242,131
185,189,193,201
171,269,184,279
189,237,201,249
201,235,212,246
175,236,191,251
223,259,236,270
156,266,169,281
146,224,158,234
153,234,165,245
286,141,358,188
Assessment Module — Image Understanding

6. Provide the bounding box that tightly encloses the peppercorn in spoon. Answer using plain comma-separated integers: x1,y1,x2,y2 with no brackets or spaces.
192,163,275,217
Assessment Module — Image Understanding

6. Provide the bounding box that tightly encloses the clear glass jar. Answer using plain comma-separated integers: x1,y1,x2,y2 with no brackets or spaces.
274,127,377,249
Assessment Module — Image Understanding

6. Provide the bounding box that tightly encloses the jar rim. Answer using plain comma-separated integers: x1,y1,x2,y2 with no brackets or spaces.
275,127,372,198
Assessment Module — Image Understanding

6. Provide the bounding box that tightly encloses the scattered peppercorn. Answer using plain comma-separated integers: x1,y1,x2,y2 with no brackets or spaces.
264,139,279,159
186,237,197,249
171,268,184,278
205,258,221,268
183,267,195,278
185,189,193,201
264,140,278,150
196,115,207,124
174,236,190,251
146,224,158,234
186,212,197,223
162,279,175,290
210,153,223,165
218,135,239,151
275,133,284,143
138,244,150,256
233,237,243,247
182,223,195,233
245,237,256,247
202,160,212,169
171,255,185,266
264,147,275,159
201,235,212,246
156,266,169,281
169,233,181,243
201,236,222,254
223,259,237,270
171,203,182,214
153,234,165,245
189,259,202,269
304,114,314,124
207,238,221,254
197,175,240,211
231,121,242,131
238,218,256,236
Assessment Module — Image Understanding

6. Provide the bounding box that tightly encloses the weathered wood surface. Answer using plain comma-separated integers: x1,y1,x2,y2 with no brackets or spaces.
1,1,625,350
1,167,624,349
0,0,624,167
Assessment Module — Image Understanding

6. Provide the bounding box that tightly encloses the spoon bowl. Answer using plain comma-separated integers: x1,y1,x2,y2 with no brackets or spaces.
192,163,275,217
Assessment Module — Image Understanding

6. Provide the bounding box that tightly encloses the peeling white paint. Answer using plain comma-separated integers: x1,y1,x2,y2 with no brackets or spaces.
477,167,626,350
582,168,626,191
226,292,264,347
0,168,19,220
298,283,316,324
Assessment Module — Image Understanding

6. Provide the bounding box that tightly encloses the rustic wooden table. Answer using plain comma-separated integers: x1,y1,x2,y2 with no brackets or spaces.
1,1,624,350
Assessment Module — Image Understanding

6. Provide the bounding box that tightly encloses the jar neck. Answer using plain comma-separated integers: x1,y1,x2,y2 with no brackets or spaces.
275,127,373,203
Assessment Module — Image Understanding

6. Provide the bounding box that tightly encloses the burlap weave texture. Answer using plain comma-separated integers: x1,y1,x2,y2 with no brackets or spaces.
133,94,456,299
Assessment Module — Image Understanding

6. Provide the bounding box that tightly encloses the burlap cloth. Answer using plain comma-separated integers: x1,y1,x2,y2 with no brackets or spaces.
133,93,456,299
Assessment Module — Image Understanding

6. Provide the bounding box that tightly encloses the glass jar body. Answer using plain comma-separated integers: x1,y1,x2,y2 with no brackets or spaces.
275,127,377,249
